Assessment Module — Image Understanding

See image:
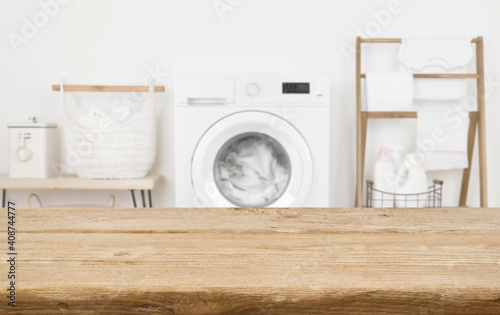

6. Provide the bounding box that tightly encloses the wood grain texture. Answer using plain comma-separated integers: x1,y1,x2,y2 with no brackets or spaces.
2,208,500,314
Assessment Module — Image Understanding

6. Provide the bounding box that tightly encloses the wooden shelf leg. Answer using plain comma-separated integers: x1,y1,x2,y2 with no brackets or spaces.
476,37,488,207
459,114,478,206
361,112,368,199
355,36,363,207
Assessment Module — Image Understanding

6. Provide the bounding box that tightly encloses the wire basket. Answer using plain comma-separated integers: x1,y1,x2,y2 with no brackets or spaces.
366,179,443,208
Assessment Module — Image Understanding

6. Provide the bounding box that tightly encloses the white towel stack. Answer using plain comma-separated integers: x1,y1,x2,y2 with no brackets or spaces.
398,38,474,171
416,110,469,171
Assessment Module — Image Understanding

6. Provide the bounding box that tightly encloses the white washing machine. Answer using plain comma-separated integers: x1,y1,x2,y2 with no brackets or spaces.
175,74,329,207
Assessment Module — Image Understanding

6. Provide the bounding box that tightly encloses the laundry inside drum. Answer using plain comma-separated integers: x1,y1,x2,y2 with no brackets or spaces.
214,132,292,207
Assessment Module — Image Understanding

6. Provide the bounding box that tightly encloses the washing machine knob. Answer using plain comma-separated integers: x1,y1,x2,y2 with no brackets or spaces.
246,83,260,97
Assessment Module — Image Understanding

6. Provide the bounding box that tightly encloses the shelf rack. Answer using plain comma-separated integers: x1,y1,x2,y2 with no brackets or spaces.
52,84,166,93
355,37,487,207
0,174,162,208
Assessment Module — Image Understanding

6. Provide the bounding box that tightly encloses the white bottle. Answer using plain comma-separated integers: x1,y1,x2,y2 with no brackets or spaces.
395,154,428,208
387,144,405,172
372,147,395,207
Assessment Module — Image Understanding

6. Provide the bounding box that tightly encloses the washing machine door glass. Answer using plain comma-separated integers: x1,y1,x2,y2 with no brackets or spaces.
213,132,291,207
191,111,313,207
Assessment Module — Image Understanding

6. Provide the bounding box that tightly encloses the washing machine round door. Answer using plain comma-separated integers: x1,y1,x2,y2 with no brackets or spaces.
191,111,313,207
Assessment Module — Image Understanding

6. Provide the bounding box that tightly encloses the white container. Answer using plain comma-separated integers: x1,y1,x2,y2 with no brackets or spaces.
8,120,59,178
395,154,428,208
372,147,396,207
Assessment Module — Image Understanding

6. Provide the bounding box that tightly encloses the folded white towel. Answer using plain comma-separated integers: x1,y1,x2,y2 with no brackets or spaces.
398,38,473,100
400,68,468,100
366,72,413,111
417,110,470,171
419,152,468,171
399,38,473,71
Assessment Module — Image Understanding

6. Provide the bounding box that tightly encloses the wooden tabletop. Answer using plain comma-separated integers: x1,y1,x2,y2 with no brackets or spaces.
2,207,500,314
0,174,161,190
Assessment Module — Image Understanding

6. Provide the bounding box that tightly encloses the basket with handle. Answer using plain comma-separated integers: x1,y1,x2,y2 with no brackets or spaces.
60,84,156,179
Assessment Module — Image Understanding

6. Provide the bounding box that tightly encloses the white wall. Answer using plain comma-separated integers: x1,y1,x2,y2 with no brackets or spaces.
1,0,499,207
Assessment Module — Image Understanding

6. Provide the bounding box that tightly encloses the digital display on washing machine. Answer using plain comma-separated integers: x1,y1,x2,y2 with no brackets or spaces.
282,82,310,94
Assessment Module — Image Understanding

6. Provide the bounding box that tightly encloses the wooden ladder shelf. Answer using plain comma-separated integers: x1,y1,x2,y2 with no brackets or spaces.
355,37,488,208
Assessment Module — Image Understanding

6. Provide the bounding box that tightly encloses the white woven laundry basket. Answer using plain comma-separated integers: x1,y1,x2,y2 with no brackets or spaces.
61,84,156,179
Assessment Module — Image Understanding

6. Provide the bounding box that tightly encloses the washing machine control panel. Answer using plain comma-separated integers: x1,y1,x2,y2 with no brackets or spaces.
237,77,328,104
282,82,310,94
175,75,328,105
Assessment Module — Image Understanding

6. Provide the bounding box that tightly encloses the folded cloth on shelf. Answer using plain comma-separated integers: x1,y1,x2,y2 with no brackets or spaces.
419,152,468,172
398,38,474,100
405,66,469,100
416,110,470,171
399,38,474,70
365,72,413,111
